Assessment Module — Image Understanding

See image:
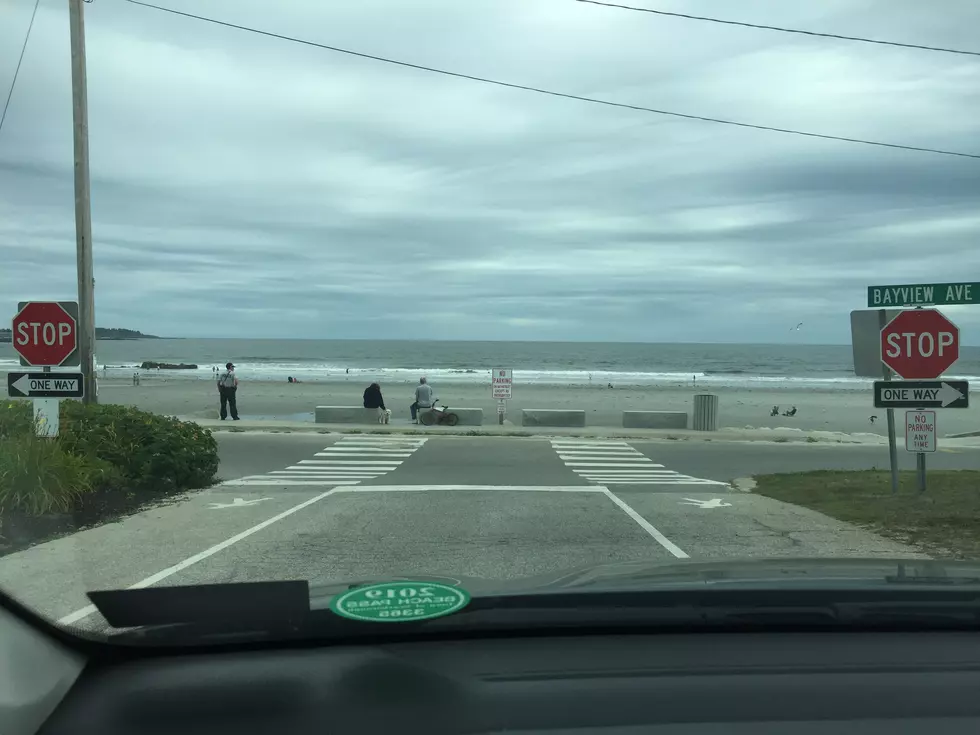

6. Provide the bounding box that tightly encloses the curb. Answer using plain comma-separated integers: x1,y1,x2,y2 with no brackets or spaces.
732,477,757,493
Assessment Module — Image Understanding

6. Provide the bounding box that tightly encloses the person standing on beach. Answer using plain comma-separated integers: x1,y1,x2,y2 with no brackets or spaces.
217,362,240,420
411,377,434,424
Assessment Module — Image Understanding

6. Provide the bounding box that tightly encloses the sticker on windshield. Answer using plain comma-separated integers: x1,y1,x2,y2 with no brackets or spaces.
329,581,471,622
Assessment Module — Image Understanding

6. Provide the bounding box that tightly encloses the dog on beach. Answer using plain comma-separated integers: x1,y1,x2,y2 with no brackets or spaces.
379,409,391,424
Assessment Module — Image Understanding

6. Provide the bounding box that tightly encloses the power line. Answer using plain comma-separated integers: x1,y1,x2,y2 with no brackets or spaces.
1,0,42,136
122,0,980,160
576,0,980,58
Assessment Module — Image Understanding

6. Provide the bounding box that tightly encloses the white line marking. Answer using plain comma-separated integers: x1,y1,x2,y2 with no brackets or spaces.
551,442,629,447
563,461,661,467
58,486,352,626
297,460,401,466
337,485,603,493
558,451,644,459
268,472,382,478
573,468,674,473
220,479,363,486
315,452,412,457
600,487,688,559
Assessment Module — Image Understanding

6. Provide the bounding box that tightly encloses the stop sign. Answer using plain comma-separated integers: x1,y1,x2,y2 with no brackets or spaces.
880,308,959,379
11,301,79,367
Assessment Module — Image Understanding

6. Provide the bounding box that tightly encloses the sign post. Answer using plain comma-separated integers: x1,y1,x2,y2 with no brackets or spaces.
11,301,82,437
906,410,936,493
877,310,901,496
879,306,960,495
492,368,512,425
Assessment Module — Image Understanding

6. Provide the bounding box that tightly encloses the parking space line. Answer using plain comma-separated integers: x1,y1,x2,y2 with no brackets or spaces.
599,488,689,558
58,486,350,626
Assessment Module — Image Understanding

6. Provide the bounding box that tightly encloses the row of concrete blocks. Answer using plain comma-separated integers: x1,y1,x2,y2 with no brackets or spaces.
314,406,689,429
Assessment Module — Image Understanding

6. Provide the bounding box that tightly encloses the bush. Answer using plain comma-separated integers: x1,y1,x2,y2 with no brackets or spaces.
0,433,114,515
58,401,219,493
0,401,33,440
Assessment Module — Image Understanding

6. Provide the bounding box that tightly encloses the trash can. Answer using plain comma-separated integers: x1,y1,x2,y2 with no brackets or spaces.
693,394,718,431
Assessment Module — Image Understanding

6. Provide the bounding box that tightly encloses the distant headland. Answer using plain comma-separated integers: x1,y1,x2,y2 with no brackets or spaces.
0,327,160,343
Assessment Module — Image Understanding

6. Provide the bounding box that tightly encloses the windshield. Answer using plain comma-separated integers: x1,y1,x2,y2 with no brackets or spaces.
1,0,980,639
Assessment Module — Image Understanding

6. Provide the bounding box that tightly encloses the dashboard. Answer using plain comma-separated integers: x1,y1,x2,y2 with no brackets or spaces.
35,630,980,734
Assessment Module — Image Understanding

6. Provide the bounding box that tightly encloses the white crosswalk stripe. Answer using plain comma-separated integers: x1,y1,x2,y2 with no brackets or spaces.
221,436,427,486
550,439,726,486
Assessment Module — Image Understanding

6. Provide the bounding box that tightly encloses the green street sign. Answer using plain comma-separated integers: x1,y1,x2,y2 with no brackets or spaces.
868,282,980,308
329,581,470,622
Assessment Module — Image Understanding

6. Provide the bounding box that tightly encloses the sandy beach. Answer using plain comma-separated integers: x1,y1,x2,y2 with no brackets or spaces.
93,374,980,437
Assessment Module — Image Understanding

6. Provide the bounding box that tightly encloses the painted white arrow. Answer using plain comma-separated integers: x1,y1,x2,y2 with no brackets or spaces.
208,497,271,509
939,382,965,407
12,374,31,396
680,498,732,509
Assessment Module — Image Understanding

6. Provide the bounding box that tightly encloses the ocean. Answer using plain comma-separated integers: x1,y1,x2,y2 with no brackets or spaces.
4,339,980,391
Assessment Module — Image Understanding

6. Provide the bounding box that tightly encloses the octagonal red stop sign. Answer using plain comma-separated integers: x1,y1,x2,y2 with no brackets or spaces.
11,301,79,367
880,308,959,379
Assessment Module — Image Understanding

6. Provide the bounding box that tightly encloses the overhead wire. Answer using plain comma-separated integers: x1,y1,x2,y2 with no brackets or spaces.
1,0,43,136
575,0,980,58
121,0,980,160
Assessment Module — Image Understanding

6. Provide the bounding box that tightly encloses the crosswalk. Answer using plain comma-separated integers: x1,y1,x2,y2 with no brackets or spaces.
221,436,428,486
550,439,726,486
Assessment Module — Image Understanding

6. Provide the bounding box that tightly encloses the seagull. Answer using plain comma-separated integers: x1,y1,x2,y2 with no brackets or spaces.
790,322,804,331
869,415,878,424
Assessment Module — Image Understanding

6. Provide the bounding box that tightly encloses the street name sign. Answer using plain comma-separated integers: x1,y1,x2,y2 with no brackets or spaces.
880,308,959,379
12,301,79,367
492,368,513,399
873,380,968,409
869,282,979,308
7,372,85,399
906,411,936,453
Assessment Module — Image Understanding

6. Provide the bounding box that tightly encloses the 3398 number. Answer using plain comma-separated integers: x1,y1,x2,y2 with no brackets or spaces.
378,608,427,618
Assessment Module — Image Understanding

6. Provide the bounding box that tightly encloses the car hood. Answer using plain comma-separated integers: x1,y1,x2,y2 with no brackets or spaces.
306,557,980,606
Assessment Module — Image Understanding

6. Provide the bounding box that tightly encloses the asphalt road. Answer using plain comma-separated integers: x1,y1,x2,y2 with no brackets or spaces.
5,434,979,629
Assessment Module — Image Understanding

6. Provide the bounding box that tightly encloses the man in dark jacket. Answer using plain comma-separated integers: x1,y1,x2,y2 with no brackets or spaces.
363,383,389,423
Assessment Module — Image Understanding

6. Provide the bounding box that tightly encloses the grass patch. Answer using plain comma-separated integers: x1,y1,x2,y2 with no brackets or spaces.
0,400,218,555
753,470,980,559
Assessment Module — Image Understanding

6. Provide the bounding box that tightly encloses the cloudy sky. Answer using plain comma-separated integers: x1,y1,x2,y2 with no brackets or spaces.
2,0,979,343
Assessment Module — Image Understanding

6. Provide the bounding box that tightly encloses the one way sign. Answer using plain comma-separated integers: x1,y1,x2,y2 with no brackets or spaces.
7,372,85,398
873,380,968,409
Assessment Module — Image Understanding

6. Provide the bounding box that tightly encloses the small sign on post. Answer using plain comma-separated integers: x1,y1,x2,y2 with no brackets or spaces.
906,411,936,453
492,368,512,425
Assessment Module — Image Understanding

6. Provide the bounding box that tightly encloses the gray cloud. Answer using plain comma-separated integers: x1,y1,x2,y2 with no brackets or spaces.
2,0,980,343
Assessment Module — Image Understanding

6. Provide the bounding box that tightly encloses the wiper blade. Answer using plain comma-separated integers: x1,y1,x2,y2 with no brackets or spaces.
88,581,311,628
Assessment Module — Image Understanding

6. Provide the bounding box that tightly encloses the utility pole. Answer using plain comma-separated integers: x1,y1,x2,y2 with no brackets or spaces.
68,0,97,404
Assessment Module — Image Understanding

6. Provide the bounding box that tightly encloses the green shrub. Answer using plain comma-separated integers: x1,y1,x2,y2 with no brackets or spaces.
0,433,114,515
0,401,33,440
58,402,219,493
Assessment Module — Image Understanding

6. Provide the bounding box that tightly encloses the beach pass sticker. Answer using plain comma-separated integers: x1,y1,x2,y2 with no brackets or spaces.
329,581,471,623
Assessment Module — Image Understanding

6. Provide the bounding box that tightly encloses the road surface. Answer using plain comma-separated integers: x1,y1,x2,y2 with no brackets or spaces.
3,434,978,628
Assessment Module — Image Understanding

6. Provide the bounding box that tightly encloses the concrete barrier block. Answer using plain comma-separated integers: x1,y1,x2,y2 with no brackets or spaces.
315,406,380,423
521,409,586,427
450,408,483,426
622,411,688,429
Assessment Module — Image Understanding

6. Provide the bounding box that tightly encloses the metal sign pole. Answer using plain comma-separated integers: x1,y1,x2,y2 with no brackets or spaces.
917,451,926,493
878,309,900,495
498,399,505,425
